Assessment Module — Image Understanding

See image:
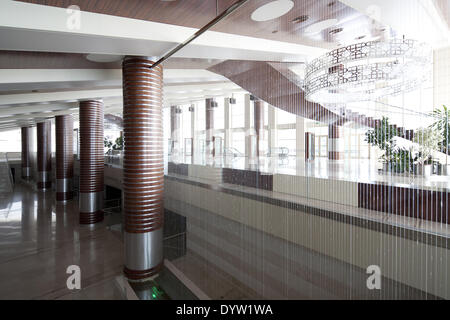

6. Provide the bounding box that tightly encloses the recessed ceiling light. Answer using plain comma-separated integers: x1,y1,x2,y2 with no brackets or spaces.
86,54,124,63
251,0,294,22
292,15,309,24
304,19,338,34
329,27,343,34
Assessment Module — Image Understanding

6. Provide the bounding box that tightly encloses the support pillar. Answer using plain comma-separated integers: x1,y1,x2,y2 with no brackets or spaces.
296,116,305,159
21,126,32,180
55,115,74,202
254,99,264,158
170,105,181,157
224,98,231,151
328,124,344,160
79,100,104,224
122,56,164,280
37,121,51,190
268,105,278,156
244,94,252,166
190,104,196,163
205,98,215,159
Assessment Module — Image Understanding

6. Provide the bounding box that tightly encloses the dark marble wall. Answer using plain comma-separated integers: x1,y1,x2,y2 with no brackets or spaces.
358,183,449,224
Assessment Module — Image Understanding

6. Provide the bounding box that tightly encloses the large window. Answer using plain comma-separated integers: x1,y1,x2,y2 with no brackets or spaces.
231,95,245,129
315,135,328,158
345,133,370,159
231,131,245,154
181,105,191,140
278,129,296,156
196,100,205,132
0,129,21,152
214,98,224,130
277,109,296,125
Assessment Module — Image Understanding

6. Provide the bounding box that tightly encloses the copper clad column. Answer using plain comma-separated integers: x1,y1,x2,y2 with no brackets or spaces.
21,127,32,179
122,57,164,280
328,124,343,160
254,99,264,158
79,100,104,224
37,121,51,190
55,115,74,202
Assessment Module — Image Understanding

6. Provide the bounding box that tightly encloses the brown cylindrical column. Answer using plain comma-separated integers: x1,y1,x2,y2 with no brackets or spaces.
122,56,164,281
79,100,104,224
254,99,264,158
205,98,214,157
55,115,74,202
328,124,343,160
37,121,51,190
21,126,32,180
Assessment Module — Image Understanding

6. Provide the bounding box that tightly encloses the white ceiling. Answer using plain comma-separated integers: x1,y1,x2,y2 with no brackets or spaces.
0,0,448,131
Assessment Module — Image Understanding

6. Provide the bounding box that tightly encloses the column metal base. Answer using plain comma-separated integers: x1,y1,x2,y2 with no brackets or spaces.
79,191,104,224
21,167,31,179
37,171,51,190
124,228,163,281
56,178,73,201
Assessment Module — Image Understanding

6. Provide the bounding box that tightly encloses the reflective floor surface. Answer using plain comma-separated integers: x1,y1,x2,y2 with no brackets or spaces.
0,181,255,300
0,182,125,299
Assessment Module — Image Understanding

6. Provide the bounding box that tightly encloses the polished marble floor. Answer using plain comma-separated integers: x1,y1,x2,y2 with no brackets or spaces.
0,181,261,300
0,183,126,300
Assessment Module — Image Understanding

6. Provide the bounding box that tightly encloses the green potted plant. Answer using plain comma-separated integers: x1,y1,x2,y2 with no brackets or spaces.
391,147,413,174
104,137,113,155
112,136,124,151
365,116,398,172
429,105,449,154
412,127,441,176
429,105,450,175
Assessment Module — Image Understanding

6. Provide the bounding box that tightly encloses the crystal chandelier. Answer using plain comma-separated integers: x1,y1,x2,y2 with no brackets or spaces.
304,38,432,105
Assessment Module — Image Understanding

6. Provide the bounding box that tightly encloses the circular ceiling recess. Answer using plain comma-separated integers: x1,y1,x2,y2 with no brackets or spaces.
85,54,124,63
304,18,338,34
251,0,294,22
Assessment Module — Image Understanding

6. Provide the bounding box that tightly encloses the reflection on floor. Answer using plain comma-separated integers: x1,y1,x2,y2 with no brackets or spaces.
0,182,258,300
0,183,125,300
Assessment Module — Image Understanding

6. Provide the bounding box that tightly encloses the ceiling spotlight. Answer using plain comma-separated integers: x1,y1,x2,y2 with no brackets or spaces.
251,0,294,22
304,19,338,34
86,54,124,63
329,27,343,35
292,15,309,24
